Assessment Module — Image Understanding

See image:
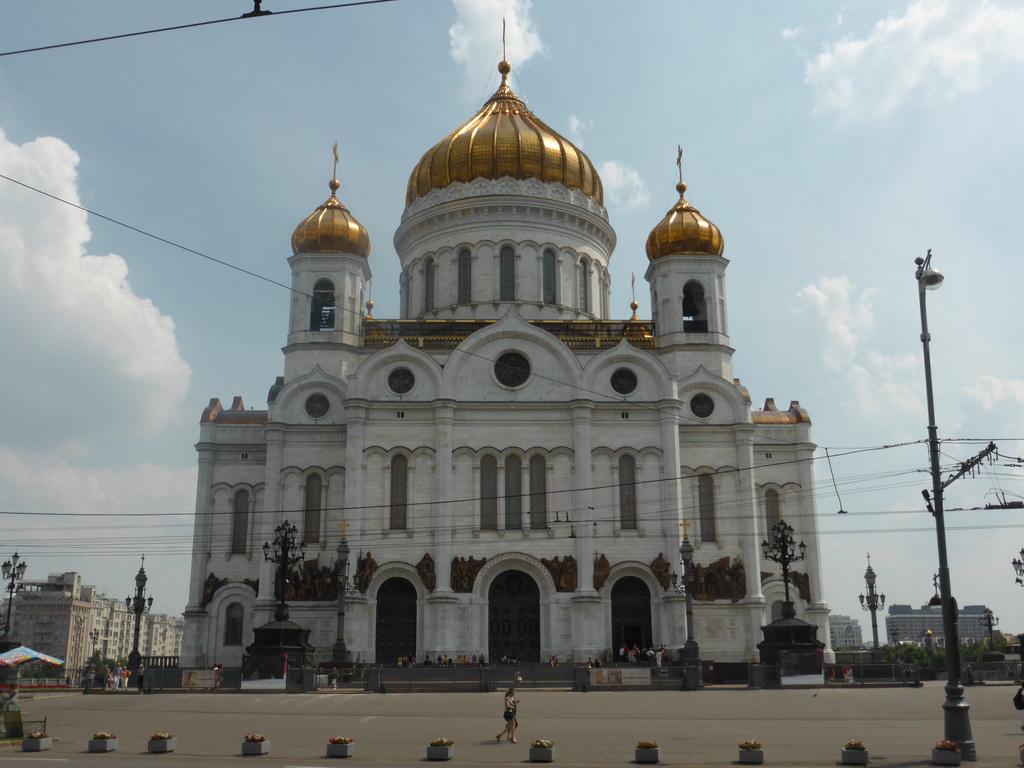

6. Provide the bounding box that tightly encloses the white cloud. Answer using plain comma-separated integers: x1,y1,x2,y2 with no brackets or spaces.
0,128,191,450
449,0,543,87
567,115,592,147
964,375,1024,409
804,0,1024,121
598,161,649,209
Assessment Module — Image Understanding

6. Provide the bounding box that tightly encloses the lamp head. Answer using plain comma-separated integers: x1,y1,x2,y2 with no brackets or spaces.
916,250,944,290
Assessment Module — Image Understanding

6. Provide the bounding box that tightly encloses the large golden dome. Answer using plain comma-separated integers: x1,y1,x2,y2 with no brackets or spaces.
645,181,724,260
406,61,603,207
291,178,371,258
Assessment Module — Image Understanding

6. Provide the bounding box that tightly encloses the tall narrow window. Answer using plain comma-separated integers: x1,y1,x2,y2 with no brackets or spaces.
401,271,410,317
529,455,547,530
578,258,589,312
424,258,435,312
230,490,249,554
390,455,408,530
542,249,557,304
304,474,322,544
683,281,708,332
618,455,638,529
652,290,659,329
480,456,497,530
224,603,244,645
500,246,516,301
505,456,523,530
310,279,336,331
698,474,716,542
765,489,781,532
458,249,472,304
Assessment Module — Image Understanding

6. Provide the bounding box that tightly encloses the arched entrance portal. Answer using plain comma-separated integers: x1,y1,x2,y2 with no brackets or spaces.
488,570,540,662
611,576,652,652
375,577,417,664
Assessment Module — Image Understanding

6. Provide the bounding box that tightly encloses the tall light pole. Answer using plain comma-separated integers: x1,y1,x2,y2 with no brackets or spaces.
981,608,998,649
859,554,886,652
332,526,358,664
916,250,975,760
761,519,806,619
1,552,28,645
263,520,306,622
669,524,701,674
126,556,154,672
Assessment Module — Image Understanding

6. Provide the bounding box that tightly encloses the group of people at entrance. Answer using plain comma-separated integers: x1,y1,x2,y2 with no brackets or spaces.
496,687,520,743
619,644,666,666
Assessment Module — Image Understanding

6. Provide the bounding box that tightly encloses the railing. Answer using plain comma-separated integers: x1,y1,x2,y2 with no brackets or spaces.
363,319,656,350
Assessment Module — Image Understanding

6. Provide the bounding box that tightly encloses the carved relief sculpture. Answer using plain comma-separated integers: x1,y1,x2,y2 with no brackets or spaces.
354,551,378,593
201,573,229,606
541,555,577,592
692,556,746,603
451,555,486,592
593,553,611,590
650,552,670,590
416,552,437,592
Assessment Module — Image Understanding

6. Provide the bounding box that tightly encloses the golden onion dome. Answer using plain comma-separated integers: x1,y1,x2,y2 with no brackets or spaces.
406,60,603,207
291,177,371,258
645,181,724,261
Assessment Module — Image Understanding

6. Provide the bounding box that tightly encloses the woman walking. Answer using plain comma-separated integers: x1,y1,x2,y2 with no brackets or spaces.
496,686,519,743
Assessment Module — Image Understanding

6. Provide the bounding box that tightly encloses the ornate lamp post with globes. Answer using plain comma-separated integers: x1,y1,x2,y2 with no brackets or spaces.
1,552,28,652
126,556,154,672
859,554,886,655
761,519,805,617
914,250,974,760
669,522,701,688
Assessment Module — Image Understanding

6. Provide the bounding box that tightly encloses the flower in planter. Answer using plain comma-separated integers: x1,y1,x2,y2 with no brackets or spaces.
92,732,116,740
531,739,554,749
738,740,762,750
24,732,48,740
636,741,659,750
843,740,865,751
328,737,353,745
244,734,267,743
429,738,454,747
150,733,174,741
934,740,959,752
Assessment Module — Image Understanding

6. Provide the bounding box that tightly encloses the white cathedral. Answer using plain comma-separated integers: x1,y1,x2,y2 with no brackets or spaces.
181,60,831,668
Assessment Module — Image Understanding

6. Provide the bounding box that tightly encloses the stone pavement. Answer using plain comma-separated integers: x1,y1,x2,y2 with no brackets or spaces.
3,682,1021,766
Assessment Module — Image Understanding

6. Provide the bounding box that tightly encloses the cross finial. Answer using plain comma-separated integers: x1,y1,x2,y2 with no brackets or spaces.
338,519,350,541
866,552,871,567
502,17,507,61
680,519,691,539
332,142,339,181
676,145,683,184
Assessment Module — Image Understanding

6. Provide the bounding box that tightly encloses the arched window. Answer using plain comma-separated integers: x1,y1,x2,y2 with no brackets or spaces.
765,488,781,532
310,279,336,331
683,281,707,332
390,455,408,530
529,455,547,530
505,456,523,530
542,249,557,305
304,474,322,544
230,490,249,554
618,455,638,529
500,246,516,301
424,258,435,312
578,257,590,313
224,602,244,645
698,475,716,542
480,456,497,530
458,249,472,304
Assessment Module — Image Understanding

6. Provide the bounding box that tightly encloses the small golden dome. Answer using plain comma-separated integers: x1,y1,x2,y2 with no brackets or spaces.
291,177,371,258
645,181,724,261
406,61,603,207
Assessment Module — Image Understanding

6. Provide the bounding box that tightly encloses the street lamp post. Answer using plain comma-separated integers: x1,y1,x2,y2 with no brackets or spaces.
915,250,975,760
332,530,358,664
1,552,28,642
263,520,307,623
1012,548,1024,586
761,519,806,619
126,556,154,672
669,526,701,681
859,555,886,652
981,608,998,649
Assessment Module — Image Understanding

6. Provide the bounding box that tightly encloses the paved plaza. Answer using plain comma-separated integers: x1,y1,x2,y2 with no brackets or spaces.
2,682,1021,767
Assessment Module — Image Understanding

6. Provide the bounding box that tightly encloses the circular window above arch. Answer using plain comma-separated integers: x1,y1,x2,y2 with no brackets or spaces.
494,352,531,388
388,367,416,395
304,393,330,419
690,393,714,419
610,368,638,395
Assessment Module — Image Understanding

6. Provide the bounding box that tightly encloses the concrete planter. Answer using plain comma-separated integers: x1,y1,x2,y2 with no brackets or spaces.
22,737,52,752
242,740,271,755
427,745,453,760
326,741,354,758
932,749,961,766
529,746,554,762
738,748,764,764
148,738,177,752
88,738,118,752
841,748,868,765
635,747,659,763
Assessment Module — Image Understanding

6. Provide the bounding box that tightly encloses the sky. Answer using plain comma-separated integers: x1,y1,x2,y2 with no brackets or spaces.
1,0,1022,649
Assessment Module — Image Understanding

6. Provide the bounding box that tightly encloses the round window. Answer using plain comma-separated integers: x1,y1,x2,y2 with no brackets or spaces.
305,393,330,419
610,368,638,395
494,352,531,388
388,367,415,395
690,393,714,418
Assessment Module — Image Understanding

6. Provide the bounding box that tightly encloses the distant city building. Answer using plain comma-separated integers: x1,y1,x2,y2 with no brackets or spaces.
10,571,183,670
885,603,993,648
828,614,864,649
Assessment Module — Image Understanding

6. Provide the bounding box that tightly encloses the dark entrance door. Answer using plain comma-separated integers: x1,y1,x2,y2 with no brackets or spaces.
375,577,417,664
488,570,540,662
611,576,652,652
